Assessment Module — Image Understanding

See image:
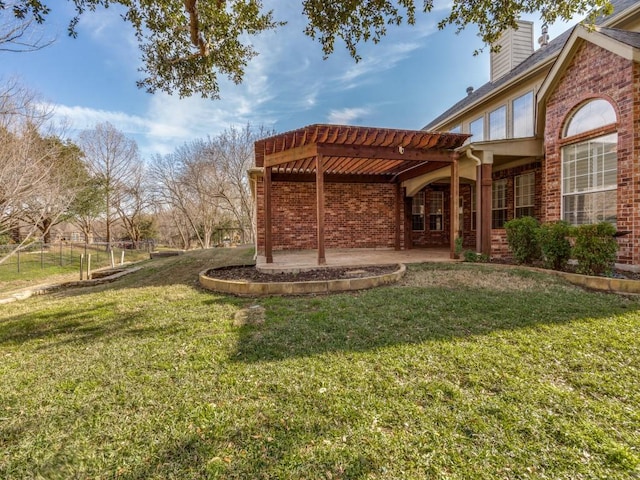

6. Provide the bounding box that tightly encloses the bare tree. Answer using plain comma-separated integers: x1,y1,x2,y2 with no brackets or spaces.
149,152,203,249
0,80,79,263
114,162,154,242
148,124,272,249
150,143,225,249
78,122,140,248
210,124,274,243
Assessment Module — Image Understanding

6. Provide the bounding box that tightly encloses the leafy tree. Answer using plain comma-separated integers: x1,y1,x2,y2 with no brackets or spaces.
2,0,614,98
67,176,105,243
0,0,54,52
20,136,86,243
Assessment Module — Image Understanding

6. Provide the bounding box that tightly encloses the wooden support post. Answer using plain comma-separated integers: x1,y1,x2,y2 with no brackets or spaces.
476,164,483,253
264,166,273,263
80,254,84,280
480,162,493,257
87,254,92,280
450,152,460,259
316,154,326,265
395,182,402,250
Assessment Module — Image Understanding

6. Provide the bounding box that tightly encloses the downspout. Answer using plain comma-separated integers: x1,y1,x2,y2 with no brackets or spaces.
463,147,483,254
463,146,481,166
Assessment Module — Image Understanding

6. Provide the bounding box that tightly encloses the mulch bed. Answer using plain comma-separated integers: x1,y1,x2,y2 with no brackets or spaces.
206,265,399,283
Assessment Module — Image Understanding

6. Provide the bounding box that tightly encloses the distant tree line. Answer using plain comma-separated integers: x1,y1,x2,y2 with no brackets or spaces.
0,78,268,264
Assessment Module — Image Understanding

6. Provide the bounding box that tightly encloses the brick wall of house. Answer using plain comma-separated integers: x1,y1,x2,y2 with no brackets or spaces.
489,162,542,259
544,41,639,266
409,184,476,249
411,184,450,247
256,180,402,252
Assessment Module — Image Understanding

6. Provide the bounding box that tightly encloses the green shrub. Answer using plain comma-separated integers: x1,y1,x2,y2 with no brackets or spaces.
463,250,489,263
504,216,541,264
454,237,464,258
537,221,572,270
572,223,618,276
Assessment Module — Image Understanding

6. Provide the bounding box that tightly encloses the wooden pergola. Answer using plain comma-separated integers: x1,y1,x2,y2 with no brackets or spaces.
254,124,470,265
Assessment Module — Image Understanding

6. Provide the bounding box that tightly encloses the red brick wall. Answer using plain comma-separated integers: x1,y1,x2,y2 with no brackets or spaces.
489,163,542,258
410,184,476,249
544,41,639,266
411,184,450,247
256,180,402,252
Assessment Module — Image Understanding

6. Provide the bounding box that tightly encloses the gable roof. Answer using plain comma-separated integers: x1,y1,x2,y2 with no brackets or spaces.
598,26,640,48
535,25,640,132
422,0,640,131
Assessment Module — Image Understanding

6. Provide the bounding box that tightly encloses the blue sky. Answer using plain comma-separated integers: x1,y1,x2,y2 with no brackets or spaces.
1,1,576,160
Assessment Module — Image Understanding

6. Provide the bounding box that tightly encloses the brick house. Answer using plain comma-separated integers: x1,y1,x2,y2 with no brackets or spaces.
253,0,640,268
422,0,640,269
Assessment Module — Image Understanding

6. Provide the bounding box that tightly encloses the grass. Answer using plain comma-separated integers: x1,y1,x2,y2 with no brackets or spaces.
0,248,639,479
0,244,150,293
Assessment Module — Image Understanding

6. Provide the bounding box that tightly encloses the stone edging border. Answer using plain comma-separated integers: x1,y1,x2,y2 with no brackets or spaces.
199,264,406,296
480,262,640,295
548,269,640,294
0,267,143,305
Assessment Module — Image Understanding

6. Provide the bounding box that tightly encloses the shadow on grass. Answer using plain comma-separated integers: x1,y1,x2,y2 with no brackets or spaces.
232,271,639,363
0,301,150,349
114,420,378,480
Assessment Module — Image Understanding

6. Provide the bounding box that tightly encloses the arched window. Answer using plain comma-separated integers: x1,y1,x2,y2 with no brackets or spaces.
564,99,616,137
562,99,617,226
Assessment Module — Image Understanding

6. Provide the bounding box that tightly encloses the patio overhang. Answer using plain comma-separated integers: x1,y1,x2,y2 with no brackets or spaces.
254,124,470,265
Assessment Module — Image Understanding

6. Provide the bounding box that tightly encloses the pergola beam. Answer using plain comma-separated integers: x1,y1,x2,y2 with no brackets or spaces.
263,144,454,170
316,144,453,163
265,144,318,168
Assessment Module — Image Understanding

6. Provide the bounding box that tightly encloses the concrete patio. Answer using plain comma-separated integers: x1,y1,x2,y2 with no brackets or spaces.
256,247,456,273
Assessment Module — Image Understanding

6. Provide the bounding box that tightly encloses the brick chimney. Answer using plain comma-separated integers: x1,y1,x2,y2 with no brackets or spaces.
490,20,534,82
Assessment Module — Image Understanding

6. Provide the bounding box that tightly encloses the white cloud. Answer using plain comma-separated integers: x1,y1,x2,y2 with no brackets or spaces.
51,104,148,133
327,107,373,125
338,41,423,87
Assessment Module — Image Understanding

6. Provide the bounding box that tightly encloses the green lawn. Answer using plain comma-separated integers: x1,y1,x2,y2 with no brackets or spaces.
0,248,638,479
0,244,150,293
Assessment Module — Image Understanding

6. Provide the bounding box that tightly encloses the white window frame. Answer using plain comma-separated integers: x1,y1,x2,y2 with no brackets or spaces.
492,179,508,229
489,105,507,140
512,91,534,138
469,116,485,142
561,133,617,226
429,191,444,231
412,192,425,231
471,185,477,231
515,172,535,218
